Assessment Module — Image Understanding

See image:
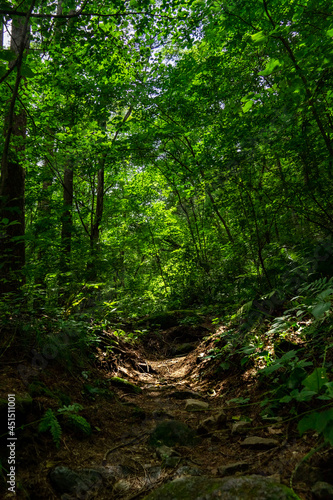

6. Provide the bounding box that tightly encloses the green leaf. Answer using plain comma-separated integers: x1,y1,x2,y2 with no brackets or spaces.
251,31,267,44
279,395,292,403
327,28,333,37
21,63,35,78
311,301,331,319
0,49,16,62
302,368,328,393
260,362,283,375
279,350,298,363
298,412,319,435
242,100,253,113
258,59,281,76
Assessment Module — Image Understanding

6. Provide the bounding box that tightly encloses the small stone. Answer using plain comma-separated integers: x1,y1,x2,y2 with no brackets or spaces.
215,411,227,427
311,481,333,499
185,399,209,411
175,466,203,477
231,421,251,435
197,417,216,436
113,479,131,494
156,445,180,460
164,456,181,468
218,462,249,476
240,436,279,449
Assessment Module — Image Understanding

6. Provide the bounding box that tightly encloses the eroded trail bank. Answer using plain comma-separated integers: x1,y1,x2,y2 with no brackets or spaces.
0,322,332,499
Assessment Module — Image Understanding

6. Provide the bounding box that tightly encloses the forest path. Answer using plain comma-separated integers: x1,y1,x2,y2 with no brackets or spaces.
1,325,316,499
92,332,312,500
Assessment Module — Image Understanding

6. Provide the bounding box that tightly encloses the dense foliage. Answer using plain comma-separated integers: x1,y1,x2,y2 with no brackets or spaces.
1,0,333,314
1,0,333,445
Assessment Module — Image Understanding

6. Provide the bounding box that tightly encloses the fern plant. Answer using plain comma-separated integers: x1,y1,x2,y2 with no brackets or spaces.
38,403,91,448
38,409,62,448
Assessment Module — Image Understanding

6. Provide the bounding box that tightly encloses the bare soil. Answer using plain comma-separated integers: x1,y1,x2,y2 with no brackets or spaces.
0,322,331,499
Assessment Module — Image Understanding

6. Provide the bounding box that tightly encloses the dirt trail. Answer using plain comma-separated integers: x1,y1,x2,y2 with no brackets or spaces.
0,326,324,499
97,339,315,500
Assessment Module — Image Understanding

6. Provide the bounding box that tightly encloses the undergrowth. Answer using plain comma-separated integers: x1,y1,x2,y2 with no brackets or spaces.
38,404,92,448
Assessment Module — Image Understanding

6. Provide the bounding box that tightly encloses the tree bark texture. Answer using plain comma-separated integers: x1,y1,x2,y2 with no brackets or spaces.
0,7,31,295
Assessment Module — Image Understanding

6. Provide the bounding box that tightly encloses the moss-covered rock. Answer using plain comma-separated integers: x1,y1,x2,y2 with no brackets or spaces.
109,377,142,394
143,475,301,500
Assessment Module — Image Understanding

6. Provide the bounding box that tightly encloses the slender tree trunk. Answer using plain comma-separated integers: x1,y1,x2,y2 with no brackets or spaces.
60,165,74,269
87,167,104,281
0,5,32,295
0,19,4,48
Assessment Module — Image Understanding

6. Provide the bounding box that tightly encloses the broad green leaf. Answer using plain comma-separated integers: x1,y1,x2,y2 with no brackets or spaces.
21,63,35,78
317,289,333,300
258,59,281,77
260,363,282,375
279,350,298,363
311,301,331,319
327,28,333,37
302,368,328,392
279,395,292,403
251,31,267,44
324,423,333,445
242,100,253,113
295,389,316,401
298,412,319,435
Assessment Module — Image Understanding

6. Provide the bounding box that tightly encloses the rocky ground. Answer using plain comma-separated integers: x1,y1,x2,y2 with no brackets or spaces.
0,320,332,499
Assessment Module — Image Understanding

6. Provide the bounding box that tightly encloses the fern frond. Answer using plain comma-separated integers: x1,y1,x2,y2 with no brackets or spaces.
38,409,62,448
66,414,92,436
58,403,83,414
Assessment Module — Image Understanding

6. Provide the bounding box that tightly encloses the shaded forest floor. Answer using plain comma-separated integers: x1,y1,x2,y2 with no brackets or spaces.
0,318,332,499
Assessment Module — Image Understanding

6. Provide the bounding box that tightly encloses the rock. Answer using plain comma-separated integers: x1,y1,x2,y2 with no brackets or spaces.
231,420,251,435
172,343,196,355
170,390,203,400
164,456,181,468
240,436,279,449
108,377,142,394
142,475,301,500
185,399,209,411
113,479,131,494
156,445,180,460
175,466,203,477
312,481,333,499
149,420,198,447
49,466,103,497
145,466,162,482
197,417,216,436
215,411,227,427
218,462,249,476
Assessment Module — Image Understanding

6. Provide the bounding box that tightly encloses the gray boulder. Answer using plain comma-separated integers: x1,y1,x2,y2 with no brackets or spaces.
49,466,103,497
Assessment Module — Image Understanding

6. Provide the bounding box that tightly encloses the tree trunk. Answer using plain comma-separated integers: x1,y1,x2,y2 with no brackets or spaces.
0,7,31,295
60,166,74,269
